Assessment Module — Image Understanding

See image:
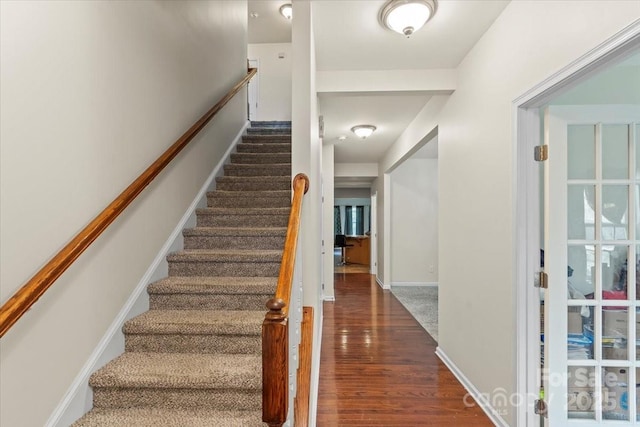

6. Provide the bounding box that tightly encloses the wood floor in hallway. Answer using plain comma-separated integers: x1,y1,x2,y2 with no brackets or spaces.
317,273,493,426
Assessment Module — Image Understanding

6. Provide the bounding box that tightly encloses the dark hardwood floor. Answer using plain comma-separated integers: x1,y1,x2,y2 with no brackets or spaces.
317,273,493,426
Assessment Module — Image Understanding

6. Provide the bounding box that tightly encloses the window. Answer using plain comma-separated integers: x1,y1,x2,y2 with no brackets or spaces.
345,205,364,235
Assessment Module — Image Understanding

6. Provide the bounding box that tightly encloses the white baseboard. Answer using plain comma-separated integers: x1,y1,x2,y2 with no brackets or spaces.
376,275,390,290
323,296,335,302
391,281,438,287
435,347,508,427
46,121,249,427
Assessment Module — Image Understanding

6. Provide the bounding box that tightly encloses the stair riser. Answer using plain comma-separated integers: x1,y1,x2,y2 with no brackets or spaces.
241,136,291,144
215,180,290,191
125,334,260,354
230,153,291,164
236,144,291,153
184,235,285,250
223,165,290,177
246,128,290,135
149,294,271,311
197,214,289,228
169,261,280,277
251,121,291,127
93,389,260,411
207,196,290,208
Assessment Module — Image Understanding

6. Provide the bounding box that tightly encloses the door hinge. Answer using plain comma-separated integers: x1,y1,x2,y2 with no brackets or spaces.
536,271,548,289
534,145,548,162
534,398,547,416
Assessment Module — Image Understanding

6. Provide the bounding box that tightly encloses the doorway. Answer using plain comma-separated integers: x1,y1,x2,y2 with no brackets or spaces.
515,31,640,427
247,59,259,121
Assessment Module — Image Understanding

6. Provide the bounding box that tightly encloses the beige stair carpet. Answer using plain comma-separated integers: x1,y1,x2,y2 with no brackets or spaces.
73,122,291,427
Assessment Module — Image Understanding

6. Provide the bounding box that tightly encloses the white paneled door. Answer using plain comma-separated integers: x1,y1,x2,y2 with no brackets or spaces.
544,106,640,425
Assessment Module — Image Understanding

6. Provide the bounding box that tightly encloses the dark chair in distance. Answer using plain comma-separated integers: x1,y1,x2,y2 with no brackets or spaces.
334,234,354,265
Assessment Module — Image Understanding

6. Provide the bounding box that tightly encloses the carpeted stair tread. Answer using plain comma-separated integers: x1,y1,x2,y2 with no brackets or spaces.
236,143,291,153
215,176,291,191
246,129,290,135
73,408,263,427
90,352,261,389
183,228,285,250
207,190,291,199
207,191,291,208
148,276,277,295
230,153,291,164
251,120,291,126
184,227,287,237
124,310,264,335
241,134,291,143
224,164,291,177
167,249,282,263
197,207,290,216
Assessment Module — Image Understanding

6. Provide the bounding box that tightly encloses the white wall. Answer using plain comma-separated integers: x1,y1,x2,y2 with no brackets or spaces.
291,1,323,424
248,43,292,121
322,144,335,300
0,2,248,426
375,2,639,425
335,188,371,199
390,158,438,285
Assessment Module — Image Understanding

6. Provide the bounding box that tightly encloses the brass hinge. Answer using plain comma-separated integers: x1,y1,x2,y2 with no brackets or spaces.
534,398,547,416
536,271,548,289
534,145,548,162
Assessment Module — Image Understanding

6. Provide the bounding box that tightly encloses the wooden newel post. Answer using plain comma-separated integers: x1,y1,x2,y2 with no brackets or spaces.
263,298,289,427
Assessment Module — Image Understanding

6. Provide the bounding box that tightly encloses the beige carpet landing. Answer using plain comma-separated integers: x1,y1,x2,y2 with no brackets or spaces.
73,122,291,427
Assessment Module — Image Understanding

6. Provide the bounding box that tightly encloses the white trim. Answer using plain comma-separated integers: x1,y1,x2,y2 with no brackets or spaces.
435,347,509,427
513,106,542,427
376,275,390,290
513,19,640,427
383,173,391,286
514,20,640,108
46,121,249,427
307,306,323,427
322,296,335,302
391,281,438,287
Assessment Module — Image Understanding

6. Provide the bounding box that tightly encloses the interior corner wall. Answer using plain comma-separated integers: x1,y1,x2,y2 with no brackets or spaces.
248,43,292,121
390,158,438,284
434,2,639,425
0,2,248,426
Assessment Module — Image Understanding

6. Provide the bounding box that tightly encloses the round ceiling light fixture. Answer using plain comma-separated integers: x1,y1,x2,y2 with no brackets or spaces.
379,0,437,37
350,125,377,139
279,4,292,20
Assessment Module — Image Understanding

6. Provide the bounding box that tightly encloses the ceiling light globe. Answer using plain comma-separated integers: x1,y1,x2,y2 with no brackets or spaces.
351,125,377,139
380,0,437,37
279,4,292,20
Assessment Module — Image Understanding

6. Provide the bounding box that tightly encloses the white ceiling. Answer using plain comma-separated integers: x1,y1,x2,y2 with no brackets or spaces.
248,1,291,44
248,0,510,170
321,92,432,163
313,0,510,71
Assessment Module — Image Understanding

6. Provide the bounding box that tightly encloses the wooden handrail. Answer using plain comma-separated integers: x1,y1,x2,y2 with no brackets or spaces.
0,68,258,338
263,173,310,427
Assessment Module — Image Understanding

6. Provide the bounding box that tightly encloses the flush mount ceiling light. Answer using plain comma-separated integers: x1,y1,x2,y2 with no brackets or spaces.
350,125,377,139
379,0,437,37
279,4,292,20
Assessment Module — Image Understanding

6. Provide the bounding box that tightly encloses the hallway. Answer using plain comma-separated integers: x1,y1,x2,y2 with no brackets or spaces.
317,273,492,426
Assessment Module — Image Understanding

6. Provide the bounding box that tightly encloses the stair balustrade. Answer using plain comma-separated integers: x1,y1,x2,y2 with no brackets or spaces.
263,173,310,427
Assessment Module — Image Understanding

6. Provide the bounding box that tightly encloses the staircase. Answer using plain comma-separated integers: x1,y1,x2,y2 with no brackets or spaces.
73,122,292,427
